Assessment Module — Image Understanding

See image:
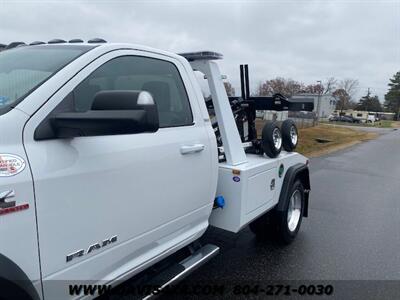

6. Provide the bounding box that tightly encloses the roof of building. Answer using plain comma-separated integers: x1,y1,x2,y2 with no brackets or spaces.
289,96,315,103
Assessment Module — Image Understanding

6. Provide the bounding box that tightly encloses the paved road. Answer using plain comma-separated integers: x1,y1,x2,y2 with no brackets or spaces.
176,128,400,298
110,129,399,299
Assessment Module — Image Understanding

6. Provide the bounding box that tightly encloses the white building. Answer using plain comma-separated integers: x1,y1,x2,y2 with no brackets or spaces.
290,93,336,118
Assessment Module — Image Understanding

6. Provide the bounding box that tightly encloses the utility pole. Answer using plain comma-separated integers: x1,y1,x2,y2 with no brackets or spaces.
316,80,322,124
365,88,370,123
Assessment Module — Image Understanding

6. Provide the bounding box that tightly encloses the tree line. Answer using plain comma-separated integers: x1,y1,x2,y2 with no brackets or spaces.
224,72,400,119
384,72,400,120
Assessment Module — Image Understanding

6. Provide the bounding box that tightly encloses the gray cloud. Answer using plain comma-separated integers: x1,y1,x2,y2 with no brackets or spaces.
0,0,399,100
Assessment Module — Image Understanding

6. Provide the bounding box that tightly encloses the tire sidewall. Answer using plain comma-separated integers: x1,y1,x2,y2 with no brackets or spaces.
280,180,305,242
262,122,282,158
281,119,298,152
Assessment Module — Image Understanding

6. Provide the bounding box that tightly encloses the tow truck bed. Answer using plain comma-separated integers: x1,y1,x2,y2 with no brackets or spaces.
210,152,307,232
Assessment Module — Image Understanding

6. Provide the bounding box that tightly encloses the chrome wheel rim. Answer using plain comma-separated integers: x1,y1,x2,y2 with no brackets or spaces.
290,126,298,145
272,128,282,150
287,190,302,232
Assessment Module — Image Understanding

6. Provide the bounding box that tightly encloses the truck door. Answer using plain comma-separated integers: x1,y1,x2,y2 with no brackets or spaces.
22,50,214,295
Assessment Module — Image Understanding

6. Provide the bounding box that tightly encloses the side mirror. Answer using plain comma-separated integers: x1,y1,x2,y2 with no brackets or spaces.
34,90,159,140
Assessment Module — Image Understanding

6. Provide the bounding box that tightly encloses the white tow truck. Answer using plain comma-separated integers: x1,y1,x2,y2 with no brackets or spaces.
0,39,312,300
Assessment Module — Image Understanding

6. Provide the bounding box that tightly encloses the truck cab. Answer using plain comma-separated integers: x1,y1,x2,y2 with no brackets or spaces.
0,41,310,300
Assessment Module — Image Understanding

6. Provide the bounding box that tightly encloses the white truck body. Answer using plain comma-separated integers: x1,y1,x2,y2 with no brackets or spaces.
0,42,309,300
211,152,306,232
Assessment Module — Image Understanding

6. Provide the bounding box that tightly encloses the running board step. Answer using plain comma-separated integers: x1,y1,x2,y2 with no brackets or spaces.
142,244,219,299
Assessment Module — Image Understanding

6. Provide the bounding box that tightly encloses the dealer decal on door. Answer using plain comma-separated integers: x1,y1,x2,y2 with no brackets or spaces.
0,154,26,177
66,235,118,262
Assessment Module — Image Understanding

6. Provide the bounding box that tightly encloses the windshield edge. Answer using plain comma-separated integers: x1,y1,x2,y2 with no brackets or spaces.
0,45,97,116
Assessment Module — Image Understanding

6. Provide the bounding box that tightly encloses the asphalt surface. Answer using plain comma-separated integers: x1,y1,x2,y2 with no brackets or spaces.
176,127,400,299
109,128,400,299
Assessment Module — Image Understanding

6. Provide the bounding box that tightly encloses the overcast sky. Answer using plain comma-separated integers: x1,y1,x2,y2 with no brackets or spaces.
0,0,399,101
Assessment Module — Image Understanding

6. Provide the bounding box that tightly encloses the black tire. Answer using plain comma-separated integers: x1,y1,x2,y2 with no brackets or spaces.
0,280,32,300
261,121,282,158
249,180,305,244
281,119,298,152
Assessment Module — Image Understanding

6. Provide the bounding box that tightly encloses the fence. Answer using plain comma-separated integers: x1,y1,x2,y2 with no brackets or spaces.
258,110,316,129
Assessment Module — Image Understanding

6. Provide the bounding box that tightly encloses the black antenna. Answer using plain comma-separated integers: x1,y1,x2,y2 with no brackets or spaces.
240,65,246,100
244,64,250,100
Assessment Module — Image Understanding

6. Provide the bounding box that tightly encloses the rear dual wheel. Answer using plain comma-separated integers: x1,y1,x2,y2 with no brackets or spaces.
261,122,282,158
281,119,298,152
261,119,298,158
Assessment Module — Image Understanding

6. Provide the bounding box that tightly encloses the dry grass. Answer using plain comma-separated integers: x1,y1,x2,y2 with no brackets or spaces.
296,125,377,157
255,120,378,157
321,120,400,129
391,121,400,128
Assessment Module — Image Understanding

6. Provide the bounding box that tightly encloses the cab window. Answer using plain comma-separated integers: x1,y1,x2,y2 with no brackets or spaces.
73,56,193,128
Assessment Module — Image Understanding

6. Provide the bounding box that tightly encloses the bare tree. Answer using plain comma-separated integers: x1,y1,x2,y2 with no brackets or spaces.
256,78,305,97
224,81,235,96
338,78,359,99
257,77,338,97
333,89,350,113
332,78,359,113
304,77,337,94
323,77,337,94
303,83,324,94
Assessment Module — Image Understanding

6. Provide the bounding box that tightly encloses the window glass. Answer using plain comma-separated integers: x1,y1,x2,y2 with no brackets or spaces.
74,56,193,127
0,45,93,115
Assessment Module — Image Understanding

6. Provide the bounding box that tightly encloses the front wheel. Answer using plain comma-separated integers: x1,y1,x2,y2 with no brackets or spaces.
249,180,305,244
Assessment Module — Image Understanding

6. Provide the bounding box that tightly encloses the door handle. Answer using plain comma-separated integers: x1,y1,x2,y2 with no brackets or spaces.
180,144,205,155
